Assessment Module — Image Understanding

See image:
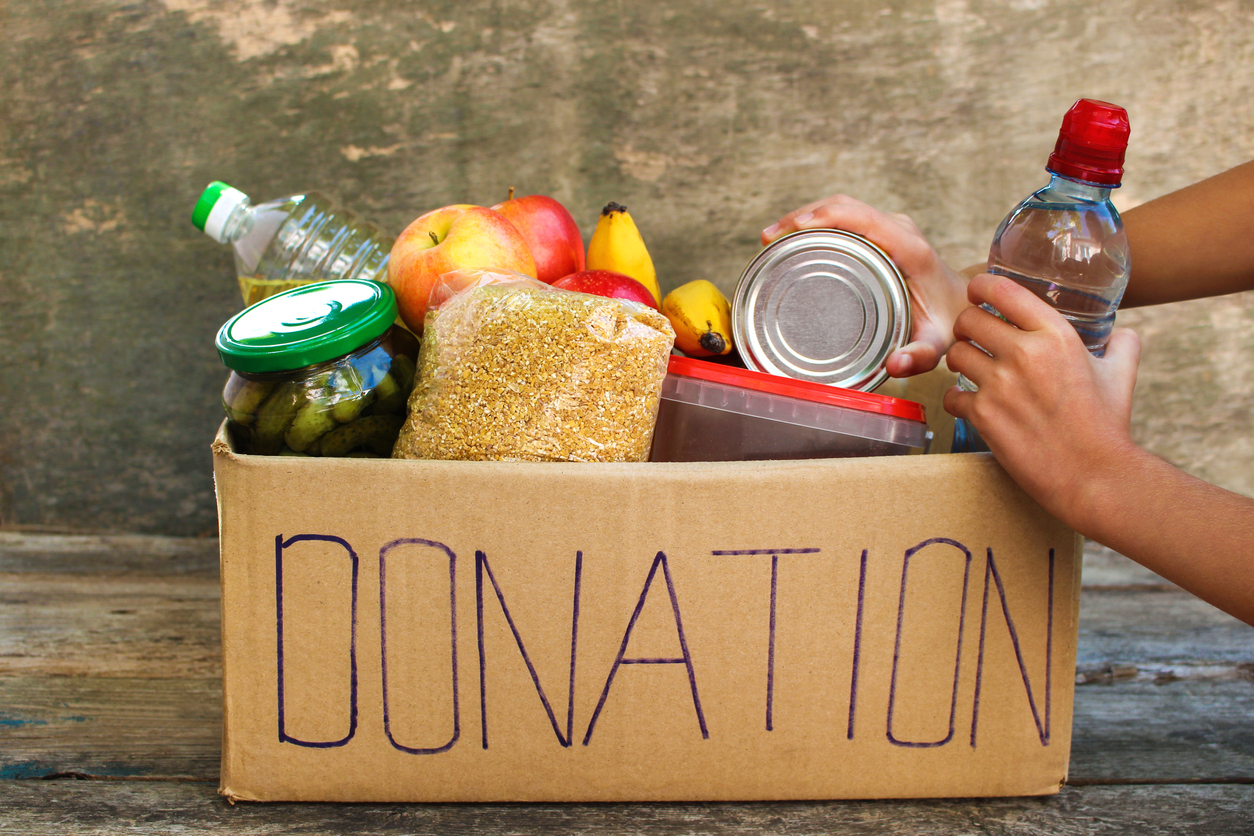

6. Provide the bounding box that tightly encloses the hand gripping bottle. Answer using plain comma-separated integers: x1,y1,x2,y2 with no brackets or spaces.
952,99,1131,453
192,182,395,308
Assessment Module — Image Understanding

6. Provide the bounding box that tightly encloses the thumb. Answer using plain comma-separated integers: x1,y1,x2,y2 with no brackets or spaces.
887,339,942,377
886,321,952,378
1101,326,1141,405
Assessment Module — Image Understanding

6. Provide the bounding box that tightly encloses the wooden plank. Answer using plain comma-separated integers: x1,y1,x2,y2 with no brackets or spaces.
1080,542,1172,588
2,673,1249,785
0,780,1253,834
1071,678,1254,782
0,677,220,781
0,572,220,678
2,652,1250,785
0,532,219,576
1076,587,1254,671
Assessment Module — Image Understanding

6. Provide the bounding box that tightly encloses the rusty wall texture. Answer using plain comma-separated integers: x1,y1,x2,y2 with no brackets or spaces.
2,0,1252,535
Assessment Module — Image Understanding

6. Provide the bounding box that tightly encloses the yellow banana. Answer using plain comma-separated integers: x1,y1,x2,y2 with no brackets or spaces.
662,280,734,357
586,202,661,305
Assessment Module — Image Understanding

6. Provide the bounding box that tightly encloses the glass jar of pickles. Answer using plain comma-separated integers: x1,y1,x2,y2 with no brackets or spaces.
215,279,419,457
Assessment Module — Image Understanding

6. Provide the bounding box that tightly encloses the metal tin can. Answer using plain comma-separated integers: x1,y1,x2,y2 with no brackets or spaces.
731,229,911,392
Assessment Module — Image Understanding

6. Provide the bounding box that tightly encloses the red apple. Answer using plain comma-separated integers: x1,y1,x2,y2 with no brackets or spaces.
551,270,659,310
490,191,585,284
387,204,537,332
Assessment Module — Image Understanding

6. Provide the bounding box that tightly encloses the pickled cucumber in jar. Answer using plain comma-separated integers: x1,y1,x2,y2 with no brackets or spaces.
215,280,419,457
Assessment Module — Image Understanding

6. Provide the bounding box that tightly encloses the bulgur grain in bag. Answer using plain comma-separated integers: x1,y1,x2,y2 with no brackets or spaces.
391,271,674,462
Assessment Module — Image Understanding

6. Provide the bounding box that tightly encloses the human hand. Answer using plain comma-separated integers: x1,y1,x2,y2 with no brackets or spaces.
943,274,1142,530
762,194,970,377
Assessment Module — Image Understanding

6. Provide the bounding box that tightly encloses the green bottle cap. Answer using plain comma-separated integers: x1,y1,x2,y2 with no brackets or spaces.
192,181,233,231
216,280,398,373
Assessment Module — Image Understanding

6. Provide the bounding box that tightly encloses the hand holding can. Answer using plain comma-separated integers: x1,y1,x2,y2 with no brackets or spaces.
761,195,970,379
734,227,910,391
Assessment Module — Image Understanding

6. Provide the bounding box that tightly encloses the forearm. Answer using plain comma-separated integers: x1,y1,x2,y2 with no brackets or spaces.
1118,160,1254,307
1075,445,1254,626
946,276,1254,626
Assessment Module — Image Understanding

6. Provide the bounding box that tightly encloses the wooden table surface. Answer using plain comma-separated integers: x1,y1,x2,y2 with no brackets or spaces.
1,530,1251,834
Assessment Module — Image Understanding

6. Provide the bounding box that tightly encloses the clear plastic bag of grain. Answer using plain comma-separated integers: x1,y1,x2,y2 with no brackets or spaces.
392,270,675,462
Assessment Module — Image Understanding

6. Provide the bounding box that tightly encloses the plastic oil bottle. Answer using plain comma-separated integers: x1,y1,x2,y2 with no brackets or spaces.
952,99,1131,453
192,181,395,308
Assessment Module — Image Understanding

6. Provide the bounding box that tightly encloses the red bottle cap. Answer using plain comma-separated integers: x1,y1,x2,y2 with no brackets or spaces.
1046,98,1130,186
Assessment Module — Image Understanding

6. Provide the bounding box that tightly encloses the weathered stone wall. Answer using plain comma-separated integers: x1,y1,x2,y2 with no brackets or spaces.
2,0,1252,535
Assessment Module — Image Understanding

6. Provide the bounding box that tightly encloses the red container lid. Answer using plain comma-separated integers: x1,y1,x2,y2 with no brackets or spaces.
1046,98,1130,186
666,355,926,423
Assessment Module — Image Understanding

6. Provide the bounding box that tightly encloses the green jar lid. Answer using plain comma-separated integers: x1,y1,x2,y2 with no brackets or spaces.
216,280,398,373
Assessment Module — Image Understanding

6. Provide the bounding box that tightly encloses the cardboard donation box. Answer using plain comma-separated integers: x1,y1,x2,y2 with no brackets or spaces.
213,422,1081,803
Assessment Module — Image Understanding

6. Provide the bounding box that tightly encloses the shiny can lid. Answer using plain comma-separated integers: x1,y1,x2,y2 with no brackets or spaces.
731,230,910,391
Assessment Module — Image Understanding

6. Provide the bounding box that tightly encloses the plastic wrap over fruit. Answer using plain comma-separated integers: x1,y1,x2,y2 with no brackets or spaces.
392,270,675,462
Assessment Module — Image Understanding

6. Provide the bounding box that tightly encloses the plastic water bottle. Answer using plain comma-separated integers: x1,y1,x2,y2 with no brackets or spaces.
953,99,1131,453
192,181,395,308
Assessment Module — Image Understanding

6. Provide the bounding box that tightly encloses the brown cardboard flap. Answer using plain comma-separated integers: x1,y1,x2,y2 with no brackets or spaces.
214,424,1079,801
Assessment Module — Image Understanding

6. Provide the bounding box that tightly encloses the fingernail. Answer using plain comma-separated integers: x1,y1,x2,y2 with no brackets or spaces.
762,223,779,238
795,212,814,225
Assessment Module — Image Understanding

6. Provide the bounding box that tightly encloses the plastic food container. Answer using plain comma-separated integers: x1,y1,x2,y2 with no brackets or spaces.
215,279,420,457
649,355,930,462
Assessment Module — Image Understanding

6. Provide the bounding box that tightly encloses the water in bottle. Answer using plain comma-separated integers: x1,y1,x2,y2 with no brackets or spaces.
953,99,1131,453
192,182,395,307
